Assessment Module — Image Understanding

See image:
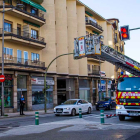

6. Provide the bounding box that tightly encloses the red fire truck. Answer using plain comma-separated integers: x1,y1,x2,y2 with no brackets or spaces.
116,75,140,121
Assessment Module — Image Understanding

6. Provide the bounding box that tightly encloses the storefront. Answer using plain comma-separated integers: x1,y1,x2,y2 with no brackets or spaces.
98,80,106,100
31,77,54,110
0,75,13,108
79,79,90,102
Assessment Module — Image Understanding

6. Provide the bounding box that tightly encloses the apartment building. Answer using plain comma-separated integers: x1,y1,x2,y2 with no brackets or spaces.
107,18,125,78
0,0,124,113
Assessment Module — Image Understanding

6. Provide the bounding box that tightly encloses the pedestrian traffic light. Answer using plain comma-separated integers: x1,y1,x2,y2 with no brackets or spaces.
120,25,130,41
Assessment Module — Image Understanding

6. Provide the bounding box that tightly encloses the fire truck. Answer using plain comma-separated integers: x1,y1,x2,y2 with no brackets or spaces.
116,74,140,121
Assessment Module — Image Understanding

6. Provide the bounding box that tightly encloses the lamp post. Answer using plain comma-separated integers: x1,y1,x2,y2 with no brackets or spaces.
1,1,24,116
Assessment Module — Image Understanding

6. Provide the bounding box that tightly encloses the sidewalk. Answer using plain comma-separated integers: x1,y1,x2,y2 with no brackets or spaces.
0,109,54,119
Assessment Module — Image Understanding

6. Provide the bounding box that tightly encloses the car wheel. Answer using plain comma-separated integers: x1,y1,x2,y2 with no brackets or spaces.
119,115,125,121
71,109,76,116
87,107,91,114
55,114,60,116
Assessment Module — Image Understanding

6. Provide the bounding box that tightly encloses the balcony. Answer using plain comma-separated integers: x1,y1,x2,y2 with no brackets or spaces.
0,5,45,26
88,65,100,76
85,17,103,33
0,28,46,49
0,57,46,71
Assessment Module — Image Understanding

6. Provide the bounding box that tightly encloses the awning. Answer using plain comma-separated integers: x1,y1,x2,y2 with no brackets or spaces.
21,0,46,12
23,20,40,28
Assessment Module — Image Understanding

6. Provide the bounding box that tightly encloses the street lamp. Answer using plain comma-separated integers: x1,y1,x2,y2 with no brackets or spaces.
0,1,24,116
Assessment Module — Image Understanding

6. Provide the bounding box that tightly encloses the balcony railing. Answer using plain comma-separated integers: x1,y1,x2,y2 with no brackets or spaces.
88,66,100,76
0,57,46,70
0,28,46,45
0,5,45,22
85,17,103,32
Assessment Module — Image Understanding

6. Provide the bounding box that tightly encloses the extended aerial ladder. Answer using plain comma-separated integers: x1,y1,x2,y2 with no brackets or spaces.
74,35,140,76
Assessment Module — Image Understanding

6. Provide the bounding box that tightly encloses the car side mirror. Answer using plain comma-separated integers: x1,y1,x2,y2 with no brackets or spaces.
78,103,81,105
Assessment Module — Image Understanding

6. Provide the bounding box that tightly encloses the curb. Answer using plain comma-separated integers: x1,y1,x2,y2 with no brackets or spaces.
0,112,54,120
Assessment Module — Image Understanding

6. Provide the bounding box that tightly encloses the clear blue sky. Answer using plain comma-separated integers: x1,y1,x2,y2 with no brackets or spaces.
81,0,140,63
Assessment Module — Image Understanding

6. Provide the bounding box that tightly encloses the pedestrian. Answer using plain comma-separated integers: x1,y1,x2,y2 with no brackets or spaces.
20,94,25,115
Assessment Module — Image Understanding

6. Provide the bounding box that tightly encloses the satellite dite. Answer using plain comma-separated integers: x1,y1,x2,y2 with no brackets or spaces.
74,34,104,59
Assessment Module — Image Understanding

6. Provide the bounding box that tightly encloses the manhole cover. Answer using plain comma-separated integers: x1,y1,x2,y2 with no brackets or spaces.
86,126,98,130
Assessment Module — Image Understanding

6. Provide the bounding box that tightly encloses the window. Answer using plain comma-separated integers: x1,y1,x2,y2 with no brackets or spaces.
31,29,38,39
5,0,12,5
31,53,40,62
87,64,90,72
4,22,12,32
24,51,28,64
31,6,38,16
17,50,22,63
4,47,13,59
17,24,21,36
23,2,27,11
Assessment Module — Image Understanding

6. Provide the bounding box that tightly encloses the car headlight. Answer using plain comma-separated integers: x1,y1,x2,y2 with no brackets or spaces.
105,103,109,104
64,108,70,110
54,108,56,110
116,106,122,109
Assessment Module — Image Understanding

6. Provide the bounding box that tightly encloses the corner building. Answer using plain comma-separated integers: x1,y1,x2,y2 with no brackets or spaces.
0,0,124,113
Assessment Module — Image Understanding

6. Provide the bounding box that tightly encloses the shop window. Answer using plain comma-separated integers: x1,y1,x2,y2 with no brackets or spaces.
31,29,38,39
4,47,13,60
17,75,27,89
79,79,90,88
5,0,12,5
32,91,53,105
31,53,40,62
79,90,90,102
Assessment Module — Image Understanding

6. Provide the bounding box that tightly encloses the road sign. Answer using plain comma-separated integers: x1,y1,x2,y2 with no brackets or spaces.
0,75,5,82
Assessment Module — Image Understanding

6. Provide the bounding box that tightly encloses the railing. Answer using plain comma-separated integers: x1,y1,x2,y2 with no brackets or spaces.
0,5,45,21
0,57,45,69
0,28,45,44
85,17,103,31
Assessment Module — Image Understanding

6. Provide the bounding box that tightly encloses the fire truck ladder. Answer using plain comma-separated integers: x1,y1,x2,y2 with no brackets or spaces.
90,45,140,76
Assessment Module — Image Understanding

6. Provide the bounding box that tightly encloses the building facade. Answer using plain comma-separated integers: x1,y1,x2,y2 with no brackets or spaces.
0,0,124,113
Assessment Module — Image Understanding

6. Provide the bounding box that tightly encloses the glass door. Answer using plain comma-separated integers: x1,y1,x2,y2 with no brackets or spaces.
17,50,22,63
17,91,27,112
24,51,28,65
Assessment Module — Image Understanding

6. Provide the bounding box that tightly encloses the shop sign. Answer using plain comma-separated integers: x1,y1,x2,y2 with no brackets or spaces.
108,81,112,89
31,78,54,85
98,80,106,91
100,71,106,77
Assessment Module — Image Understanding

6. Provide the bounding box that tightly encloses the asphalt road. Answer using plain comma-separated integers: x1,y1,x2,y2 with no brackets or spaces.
0,109,140,140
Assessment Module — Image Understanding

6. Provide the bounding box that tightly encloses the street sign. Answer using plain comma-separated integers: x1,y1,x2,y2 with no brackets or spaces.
0,75,5,82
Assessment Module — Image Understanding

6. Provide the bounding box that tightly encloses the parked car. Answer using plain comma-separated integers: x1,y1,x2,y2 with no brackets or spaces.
54,99,92,116
95,97,116,110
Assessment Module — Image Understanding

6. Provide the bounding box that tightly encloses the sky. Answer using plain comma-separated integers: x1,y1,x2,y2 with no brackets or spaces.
80,0,140,63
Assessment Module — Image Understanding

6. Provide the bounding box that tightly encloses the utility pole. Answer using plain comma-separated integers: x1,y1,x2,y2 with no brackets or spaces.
99,58,102,101
1,0,5,116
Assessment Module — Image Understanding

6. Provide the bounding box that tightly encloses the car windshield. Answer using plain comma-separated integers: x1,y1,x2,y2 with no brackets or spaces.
100,98,110,101
63,100,77,105
118,77,140,92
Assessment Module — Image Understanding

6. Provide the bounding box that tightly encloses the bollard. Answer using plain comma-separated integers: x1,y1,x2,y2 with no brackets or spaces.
35,112,39,125
100,110,104,124
79,108,82,118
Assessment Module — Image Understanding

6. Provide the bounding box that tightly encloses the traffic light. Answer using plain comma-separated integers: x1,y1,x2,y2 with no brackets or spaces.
120,25,130,41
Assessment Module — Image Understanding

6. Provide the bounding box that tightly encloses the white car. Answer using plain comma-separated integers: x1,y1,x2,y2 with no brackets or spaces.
54,99,92,116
